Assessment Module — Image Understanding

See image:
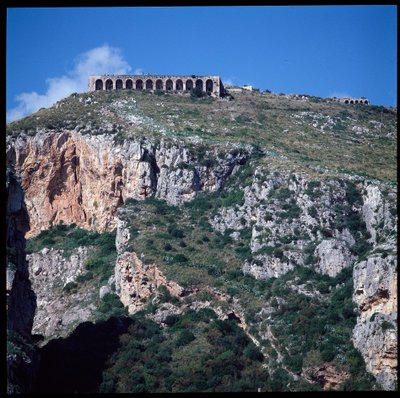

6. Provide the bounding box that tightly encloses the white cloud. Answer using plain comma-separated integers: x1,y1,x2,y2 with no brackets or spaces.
222,76,255,88
222,76,241,87
7,44,135,122
223,79,234,86
132,68,144,75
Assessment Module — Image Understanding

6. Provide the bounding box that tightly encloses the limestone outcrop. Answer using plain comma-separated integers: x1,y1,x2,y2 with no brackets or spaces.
243,255,294,279
352,255,397,390
6,123,397,391
115,218,183,313
210,166,397,389
27,247,97,340
7,130,247,238
211,169,360,278
314,239,354,277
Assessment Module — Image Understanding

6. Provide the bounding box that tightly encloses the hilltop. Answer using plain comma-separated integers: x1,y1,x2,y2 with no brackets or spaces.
6,88,397,393
7,88,397,183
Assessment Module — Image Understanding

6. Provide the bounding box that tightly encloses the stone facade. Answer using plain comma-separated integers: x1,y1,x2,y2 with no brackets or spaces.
335,97,369,105
88,75,225,97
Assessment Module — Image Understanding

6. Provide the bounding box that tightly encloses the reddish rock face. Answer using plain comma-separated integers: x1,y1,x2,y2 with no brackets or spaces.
9,131,132,237
115,251,183,314
303,364,350,390
8,130,246,238
352,255,398,390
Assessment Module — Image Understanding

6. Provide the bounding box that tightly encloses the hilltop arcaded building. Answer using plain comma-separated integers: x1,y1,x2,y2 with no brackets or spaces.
334,97,369,105
88,75,225,97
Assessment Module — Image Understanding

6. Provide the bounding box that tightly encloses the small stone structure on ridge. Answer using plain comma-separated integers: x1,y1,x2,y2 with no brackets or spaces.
88,75,225,97
334,97,369,105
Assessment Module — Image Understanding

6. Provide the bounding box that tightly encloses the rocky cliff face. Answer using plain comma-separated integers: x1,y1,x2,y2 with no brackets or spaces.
6,168,38,394
27,247,98,340
352,255,397,390
211,168,362,278
115,216,184,313
7,130,247,238
351,185,397,391
6,89,397,392
210,165,397,389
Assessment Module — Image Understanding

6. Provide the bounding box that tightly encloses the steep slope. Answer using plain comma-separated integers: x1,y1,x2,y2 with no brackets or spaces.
7,130,247,237
6,168,38,393
6,89,397,392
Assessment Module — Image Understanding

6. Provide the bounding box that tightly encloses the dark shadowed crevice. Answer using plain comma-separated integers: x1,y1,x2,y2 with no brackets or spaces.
32,316,133,393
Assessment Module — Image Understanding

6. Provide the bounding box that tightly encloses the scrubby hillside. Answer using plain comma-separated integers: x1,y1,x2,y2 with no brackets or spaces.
6,88,397,392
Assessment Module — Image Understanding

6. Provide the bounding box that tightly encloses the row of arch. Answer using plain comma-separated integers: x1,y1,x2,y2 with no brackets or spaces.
343,99,369,104
95,78,214,92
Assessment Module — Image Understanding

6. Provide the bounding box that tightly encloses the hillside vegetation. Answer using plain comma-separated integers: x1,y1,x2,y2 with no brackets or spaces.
7,87,397,392
7,89,397,183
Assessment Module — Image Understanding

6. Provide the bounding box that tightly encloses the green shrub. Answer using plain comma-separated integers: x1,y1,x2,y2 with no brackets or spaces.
173,254,188,263
75,271,94,283
267,368,290,391
63,281,78,293
280,203,301,221
369,312,378,322
202,235,210,242
85,254,105,270
305,181,321,197
244,345,264,361
235,115,252,124
168,225,185,239
320,347,335,362
164,314,179,327
98,293,127,317
219,189,245,208
164,243,173,251
381,320,395,332
283,354,303,373
190,87,206,98
125,197,139,206
227,287,239,297
272,187,291,201
175,330,196,346
345,182,362,206
235,246,252,261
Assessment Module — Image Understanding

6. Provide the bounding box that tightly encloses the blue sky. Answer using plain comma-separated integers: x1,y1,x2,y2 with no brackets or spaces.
6,5,397,121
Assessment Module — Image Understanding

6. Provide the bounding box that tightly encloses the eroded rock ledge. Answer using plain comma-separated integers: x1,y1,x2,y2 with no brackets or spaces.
7,130,247,237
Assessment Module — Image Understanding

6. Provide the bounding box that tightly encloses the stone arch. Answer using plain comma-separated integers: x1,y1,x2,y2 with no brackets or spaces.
364,100,369,104
126,79,133,89
206,79,213,93
176,79,183,91
146,79,154,90
350,100,354,104
95,79,103,90
116,79,123,90
355,99,359,104
186,79,193,91
344,100,349,104
175,79,183,91
136,79,143,90
196,79,203,91
156,79,163,90
105,79,113,90
166,79,173,91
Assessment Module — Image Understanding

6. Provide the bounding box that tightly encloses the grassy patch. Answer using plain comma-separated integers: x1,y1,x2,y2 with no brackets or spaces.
7,89,396,182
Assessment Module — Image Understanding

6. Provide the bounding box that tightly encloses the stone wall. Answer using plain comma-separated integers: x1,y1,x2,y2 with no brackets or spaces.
88,75,224,97
336,97,369,105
